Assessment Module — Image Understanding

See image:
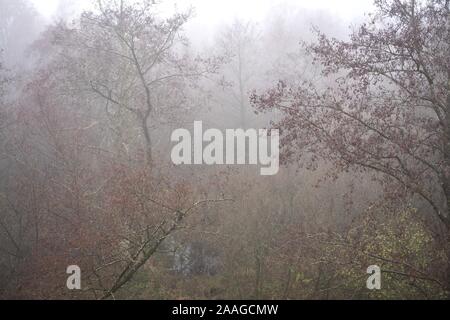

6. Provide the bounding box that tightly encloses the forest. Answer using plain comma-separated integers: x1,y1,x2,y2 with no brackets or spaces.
0,0,449,300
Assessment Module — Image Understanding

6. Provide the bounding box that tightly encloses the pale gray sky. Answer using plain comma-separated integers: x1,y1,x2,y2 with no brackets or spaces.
31,0,374,21
31,0,60,17
29,0,375,47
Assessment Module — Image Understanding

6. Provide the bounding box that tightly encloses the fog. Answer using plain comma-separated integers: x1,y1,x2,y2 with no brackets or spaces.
30,0,374,45
0,0,449,300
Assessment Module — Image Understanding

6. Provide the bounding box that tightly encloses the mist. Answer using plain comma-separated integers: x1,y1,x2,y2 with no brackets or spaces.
0,0,449,300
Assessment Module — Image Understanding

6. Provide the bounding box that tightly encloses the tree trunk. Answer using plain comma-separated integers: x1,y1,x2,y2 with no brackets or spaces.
141,113,152,167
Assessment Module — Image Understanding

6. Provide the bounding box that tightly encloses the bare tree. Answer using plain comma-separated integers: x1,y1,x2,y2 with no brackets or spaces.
216,20,261,128
56,0,219,166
